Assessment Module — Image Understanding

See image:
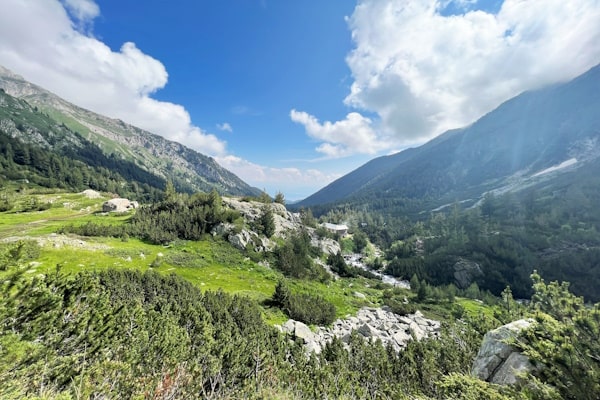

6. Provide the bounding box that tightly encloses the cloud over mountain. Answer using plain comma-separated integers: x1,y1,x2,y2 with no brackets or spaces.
0,0,227,157
293,0,600,156
290,109,389,158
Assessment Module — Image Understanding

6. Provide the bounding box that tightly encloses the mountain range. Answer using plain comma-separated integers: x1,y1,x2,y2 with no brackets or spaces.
0,65,261,197
297,64,600,215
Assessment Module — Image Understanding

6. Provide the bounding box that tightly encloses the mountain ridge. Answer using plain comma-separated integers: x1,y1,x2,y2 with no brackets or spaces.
297,63,600,213
0,65,261,197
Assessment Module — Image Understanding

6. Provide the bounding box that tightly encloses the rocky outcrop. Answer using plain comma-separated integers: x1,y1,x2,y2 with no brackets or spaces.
221,197,302,237
279,307,440,354
472,319,535,385
311,237,341,256
216,197,346,256
228,229,271,252
453,258,483,289
102,198,138,213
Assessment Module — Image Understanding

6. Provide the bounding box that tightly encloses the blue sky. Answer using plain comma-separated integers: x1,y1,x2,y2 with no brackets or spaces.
95,1,356,159
1,0,600,200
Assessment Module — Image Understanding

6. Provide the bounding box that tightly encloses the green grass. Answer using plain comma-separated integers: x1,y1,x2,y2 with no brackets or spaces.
457,297,497,319
0,189,464,327
0,191,120,238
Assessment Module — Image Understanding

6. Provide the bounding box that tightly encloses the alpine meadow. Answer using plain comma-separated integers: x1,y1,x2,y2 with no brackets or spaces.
1,1,600,399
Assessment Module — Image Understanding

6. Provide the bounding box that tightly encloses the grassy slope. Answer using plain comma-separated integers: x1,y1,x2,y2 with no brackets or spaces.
1,189,392,325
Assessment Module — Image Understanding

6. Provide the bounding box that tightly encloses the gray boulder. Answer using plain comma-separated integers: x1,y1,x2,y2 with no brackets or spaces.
311,237,341,256
453,258,483,289
228,229,270,252
472,319,535,385
102,198,138,213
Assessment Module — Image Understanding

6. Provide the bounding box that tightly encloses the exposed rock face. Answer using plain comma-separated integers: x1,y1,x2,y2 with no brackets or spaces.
228,229,270,252
453,258,483,289
221,197,302,237
279,307,440,354
472,319,535,385
102,198,138,213
216,197,345,256
311,237,341,256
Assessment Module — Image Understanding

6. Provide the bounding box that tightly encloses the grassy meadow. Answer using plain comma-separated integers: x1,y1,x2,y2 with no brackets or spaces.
1,188,396,325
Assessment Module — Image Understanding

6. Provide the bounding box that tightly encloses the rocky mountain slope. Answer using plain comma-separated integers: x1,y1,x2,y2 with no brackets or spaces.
0,65,260,197
297,64,600,214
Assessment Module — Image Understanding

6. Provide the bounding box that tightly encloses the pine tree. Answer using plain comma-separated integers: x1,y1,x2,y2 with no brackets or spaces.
274,191,285,205
259,205,276,238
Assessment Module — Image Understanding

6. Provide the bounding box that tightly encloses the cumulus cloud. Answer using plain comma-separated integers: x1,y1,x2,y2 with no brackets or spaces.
216,155,340,199
0,0,227,157
217,122,233,132
344,0,600,145
290,109,389,158
63,0,100,22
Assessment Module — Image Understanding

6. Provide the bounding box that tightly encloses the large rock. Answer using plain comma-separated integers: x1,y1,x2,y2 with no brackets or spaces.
453,258,483,289
228,229,270,252
472,319,535,385
293,321,314,344
102,198,138,213
491,352,534,385
81,189,101,199
311,237,341,256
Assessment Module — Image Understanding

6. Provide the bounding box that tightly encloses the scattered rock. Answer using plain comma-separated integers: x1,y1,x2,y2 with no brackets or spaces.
282,306,440,354
228,229,270,252
293,321,314,344
353,291,367,299
312,237,341,256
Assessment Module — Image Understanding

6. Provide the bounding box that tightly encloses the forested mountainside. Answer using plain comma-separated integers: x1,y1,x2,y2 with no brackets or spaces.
297,63,600,215
311,156,600,303
291,65,600,303
0,65,261,197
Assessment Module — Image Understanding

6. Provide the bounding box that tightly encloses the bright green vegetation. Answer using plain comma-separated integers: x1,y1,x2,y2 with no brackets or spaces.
2,188,600,398
0,190,380,321
3,243,598,399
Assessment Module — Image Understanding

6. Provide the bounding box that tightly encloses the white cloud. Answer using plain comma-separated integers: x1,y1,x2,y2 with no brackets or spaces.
217,122,233,132
343,0,600,145
0,0,227,157
63,0,99,22
290,109,389,158
216,155,340,199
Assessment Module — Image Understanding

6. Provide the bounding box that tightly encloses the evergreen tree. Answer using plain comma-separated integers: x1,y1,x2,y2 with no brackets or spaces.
259,205,276,238
410,273,421,293
164,179,177,200
274,191,285,205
